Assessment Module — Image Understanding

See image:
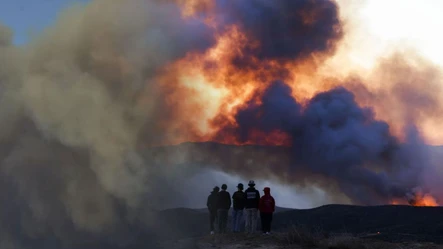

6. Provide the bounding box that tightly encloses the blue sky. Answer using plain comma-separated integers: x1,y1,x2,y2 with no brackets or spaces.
0,0,90,45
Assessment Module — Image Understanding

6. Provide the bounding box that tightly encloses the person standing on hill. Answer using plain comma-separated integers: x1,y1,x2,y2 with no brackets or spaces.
207,186,220,235
244,180,260,234
217,184,231,234
231,183,246,232
259,187,275,235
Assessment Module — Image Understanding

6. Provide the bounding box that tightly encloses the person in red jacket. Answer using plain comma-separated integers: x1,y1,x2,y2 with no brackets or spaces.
259,187,275,234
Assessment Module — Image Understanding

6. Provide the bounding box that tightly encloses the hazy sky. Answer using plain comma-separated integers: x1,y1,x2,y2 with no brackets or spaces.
174,170,334,209
3,0,442,209
0,0,334,209
0,0,89,45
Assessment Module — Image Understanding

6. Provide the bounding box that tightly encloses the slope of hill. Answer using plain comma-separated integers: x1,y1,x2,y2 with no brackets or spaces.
195,206,294,214
154,204,443,244
272,204,443,243
193,233,443,249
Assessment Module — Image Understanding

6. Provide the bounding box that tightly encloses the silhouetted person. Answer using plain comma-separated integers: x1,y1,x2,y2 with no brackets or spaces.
232,183,246,232
217,184,231,234
244,180,260,234
259,187,275,234
207,186,219,235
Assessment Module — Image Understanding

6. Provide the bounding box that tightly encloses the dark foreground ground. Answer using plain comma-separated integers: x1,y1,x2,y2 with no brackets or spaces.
153,204,443,246
192,232,443,249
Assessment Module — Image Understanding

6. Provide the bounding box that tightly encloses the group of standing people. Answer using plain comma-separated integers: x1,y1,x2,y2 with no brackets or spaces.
206,180,275,235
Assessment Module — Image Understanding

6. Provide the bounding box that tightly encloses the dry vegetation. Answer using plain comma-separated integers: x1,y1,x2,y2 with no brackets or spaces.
280,225,443,249
195,225,443,249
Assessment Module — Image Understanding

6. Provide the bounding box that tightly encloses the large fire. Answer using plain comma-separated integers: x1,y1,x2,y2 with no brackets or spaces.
157,7,341,145
2,1,443,247
391,193,439,207
151,0,443,147
149,0,443,206
411,195,439,207
2,0,439,207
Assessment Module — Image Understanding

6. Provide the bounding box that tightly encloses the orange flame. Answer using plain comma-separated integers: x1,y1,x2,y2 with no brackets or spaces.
390,193,439,207
132,0,443,207
411,194,439,207
154,20,339,146
160,0,443,147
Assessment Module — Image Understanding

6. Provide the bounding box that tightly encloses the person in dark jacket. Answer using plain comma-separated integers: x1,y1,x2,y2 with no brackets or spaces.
259,187,275,234
206,186,219,235
231,183,246,232
217,184,231,233
244,180,260,234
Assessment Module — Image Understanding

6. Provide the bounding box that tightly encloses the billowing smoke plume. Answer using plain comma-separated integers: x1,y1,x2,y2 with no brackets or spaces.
0,0,442,248
215,0,343,65
212,81,426,204
0,0,216,247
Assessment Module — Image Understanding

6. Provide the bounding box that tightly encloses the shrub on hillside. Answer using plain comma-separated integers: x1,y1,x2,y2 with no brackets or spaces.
279,225,328,247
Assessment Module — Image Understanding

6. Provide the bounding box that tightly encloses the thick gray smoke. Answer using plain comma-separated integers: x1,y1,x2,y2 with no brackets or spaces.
0,1,215,248
158,81,432,206
238,81,425,204
1,0,442,248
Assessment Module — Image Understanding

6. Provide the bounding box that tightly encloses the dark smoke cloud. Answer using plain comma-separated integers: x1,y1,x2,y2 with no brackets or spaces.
214,0,343,66
0,0,439,248
211,81,427,204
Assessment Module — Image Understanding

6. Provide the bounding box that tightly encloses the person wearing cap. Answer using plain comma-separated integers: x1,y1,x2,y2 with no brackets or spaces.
207,186,220,235
259,187,275,235
217,184,231,234
231,183,246,232
244,180,260,234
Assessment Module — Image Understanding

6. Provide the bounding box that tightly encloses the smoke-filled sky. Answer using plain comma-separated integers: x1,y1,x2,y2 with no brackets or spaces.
3,0,443,75
1,0,443,248
0,0,442,201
